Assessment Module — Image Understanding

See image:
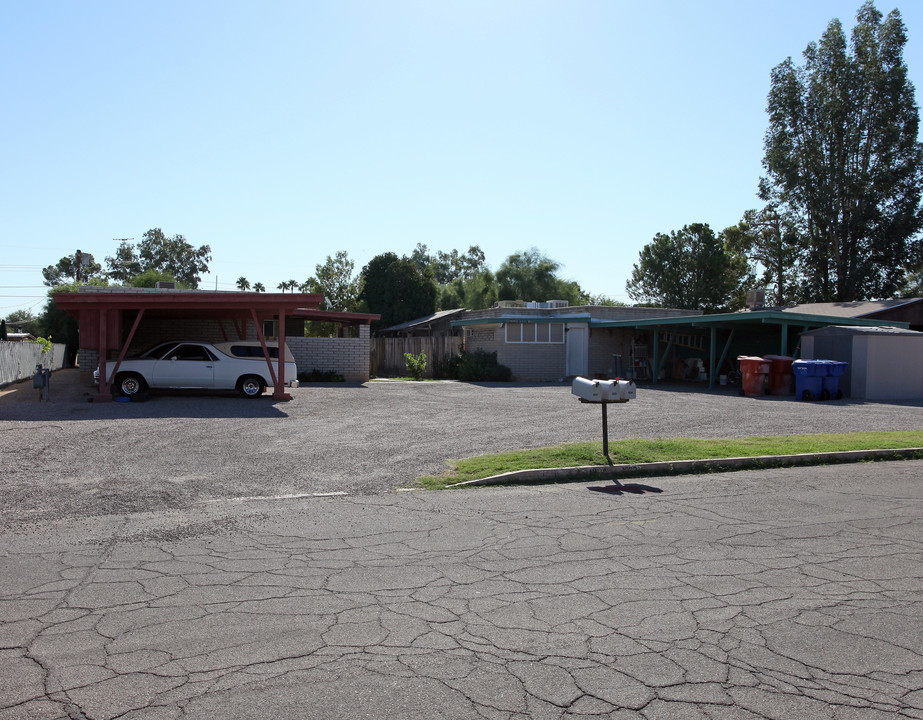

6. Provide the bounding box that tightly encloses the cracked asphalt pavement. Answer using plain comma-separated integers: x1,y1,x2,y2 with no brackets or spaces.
1,374,922,718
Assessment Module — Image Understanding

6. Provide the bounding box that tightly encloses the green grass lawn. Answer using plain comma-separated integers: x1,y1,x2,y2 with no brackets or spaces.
415,430,923,489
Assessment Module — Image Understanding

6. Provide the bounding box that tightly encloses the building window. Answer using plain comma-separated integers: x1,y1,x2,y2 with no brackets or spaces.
505,322,564,344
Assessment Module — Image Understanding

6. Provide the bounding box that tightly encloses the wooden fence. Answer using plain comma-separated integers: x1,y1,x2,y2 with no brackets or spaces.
369,336,463,378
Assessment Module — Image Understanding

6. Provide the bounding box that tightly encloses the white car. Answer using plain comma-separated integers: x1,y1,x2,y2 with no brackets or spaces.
103,340,297,398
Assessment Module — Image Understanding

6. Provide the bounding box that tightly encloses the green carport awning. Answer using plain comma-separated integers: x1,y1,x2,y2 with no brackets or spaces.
591,310,909,389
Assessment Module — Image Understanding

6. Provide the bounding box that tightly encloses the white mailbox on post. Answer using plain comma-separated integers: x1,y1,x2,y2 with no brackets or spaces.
572,376,636,457
572,377,636,403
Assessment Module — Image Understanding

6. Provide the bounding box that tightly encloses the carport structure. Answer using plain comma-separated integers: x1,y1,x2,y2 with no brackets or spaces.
593,309,910,389
54,288,326,402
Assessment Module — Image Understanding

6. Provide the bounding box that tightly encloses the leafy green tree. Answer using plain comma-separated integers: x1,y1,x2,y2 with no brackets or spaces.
3,310,39,336
305,251,361,311
412,244,487,284
496,248,588,305
586,294,627,307
438,269,498,310
729,207,803,306
626,223,754,312
761,2,923,301
128,269,187,288
42,250,103,286
105,240,142,283
359,252,437,331
136,229,211,288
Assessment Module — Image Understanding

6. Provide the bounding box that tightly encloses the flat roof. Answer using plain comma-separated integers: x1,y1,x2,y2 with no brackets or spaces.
53,287,324,313
588,309,909,330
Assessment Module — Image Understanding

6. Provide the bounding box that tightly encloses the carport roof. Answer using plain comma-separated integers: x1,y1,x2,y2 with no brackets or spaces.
53,287,323,314
589,309,909,330
52,287,381,324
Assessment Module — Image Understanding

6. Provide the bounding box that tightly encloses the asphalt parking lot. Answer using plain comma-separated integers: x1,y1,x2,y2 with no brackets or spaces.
2,371,922,719
2,369,923,529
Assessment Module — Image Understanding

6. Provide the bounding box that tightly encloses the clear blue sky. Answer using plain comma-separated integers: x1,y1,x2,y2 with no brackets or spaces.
3,0,923,317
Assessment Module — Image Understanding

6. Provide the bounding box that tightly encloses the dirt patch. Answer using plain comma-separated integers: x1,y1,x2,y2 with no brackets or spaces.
0,368,95,405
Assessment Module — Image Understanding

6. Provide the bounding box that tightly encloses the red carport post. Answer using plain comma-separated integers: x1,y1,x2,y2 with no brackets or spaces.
273,305,291,401
96,307,113,402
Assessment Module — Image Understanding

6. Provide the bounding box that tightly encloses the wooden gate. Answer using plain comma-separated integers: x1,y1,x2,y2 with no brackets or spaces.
369,336,463,378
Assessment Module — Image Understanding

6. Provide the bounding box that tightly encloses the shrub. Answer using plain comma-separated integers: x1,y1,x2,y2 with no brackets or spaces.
455,349,512,382
433,352,462,379
404,351,428,380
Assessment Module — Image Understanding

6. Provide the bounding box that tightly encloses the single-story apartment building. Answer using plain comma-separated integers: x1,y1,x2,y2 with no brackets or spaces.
452,303,703,382
452,300,915,386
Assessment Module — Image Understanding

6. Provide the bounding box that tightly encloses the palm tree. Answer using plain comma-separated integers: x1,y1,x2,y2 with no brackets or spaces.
286,279,299,292
253,282,265,293
236,277,251,291
277,282,287,293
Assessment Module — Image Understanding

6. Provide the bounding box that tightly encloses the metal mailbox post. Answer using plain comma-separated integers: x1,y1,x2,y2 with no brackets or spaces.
572,377,636,457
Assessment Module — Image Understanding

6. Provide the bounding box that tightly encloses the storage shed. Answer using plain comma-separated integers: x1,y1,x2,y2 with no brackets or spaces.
800,325,923,400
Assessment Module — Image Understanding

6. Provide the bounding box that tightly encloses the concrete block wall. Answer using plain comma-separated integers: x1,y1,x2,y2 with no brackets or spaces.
288,325,371,382
78,347,99,381
127,319,259,351
496,342,566,381
464,326,566,381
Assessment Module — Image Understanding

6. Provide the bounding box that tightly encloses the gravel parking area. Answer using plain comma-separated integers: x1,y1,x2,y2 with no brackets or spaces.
2,370,923,529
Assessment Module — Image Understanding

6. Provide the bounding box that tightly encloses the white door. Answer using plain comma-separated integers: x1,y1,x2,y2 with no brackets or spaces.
565,324,588,377
151,344,216,388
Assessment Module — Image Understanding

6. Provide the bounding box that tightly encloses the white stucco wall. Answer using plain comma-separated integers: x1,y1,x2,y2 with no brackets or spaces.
0,342,67,385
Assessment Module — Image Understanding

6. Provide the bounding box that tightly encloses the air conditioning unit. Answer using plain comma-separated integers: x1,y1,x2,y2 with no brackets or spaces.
546,300,569,308
155,281,176,289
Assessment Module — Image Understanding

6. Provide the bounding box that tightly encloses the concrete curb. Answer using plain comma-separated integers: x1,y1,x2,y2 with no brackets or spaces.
447,447,923,487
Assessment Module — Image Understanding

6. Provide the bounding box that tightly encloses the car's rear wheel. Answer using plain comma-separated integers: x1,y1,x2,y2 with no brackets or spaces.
116,372,146,397
237,375,265,398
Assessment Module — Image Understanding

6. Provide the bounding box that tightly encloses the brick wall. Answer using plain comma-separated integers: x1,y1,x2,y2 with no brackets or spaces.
289,325,370,382
496,342,566,381
464,325,566,381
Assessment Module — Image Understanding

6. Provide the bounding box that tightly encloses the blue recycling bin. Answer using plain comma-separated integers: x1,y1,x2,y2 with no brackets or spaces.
792,360,827,401
821,361,848,400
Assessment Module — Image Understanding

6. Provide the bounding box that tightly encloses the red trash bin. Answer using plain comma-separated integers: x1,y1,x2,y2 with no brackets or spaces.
763,354,795,395
737,356,770,396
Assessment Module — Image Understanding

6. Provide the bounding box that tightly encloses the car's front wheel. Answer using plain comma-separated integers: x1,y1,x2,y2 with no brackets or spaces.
116,372,147,397
237,375,265,398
